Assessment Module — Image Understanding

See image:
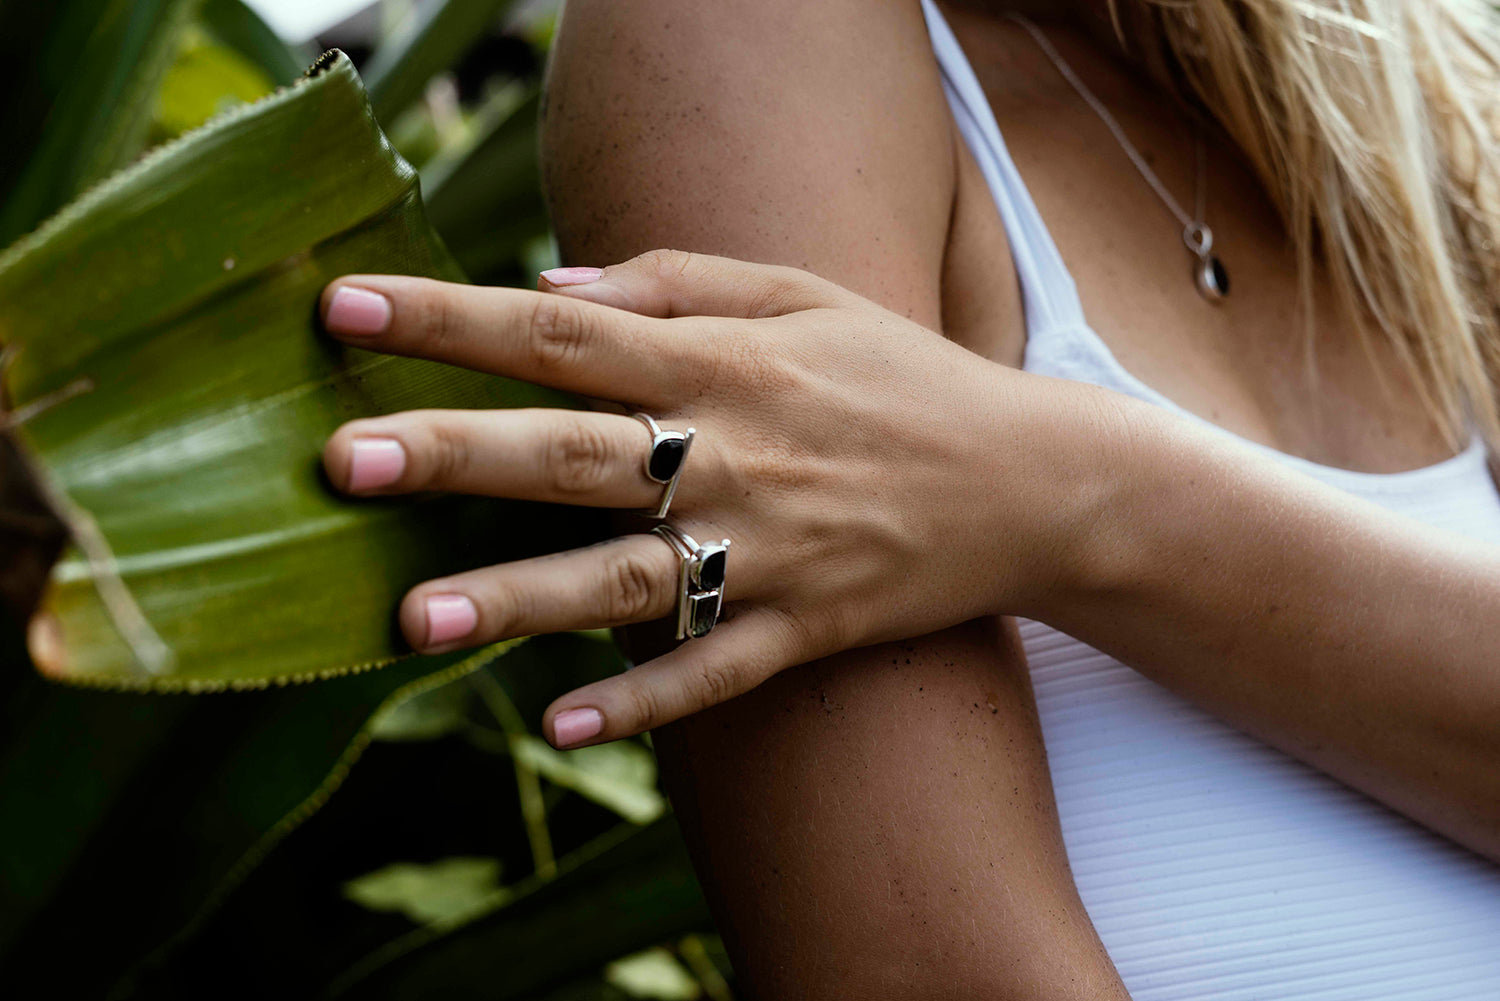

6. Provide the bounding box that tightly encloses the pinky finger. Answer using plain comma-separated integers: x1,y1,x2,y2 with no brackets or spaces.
542,609,808,747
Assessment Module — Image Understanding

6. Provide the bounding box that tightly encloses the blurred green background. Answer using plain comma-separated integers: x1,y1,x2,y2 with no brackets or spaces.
0,1,732,997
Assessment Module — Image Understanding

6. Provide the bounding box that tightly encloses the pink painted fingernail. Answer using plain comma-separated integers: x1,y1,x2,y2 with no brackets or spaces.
540,267,603,286
425,594,477,646
326,286,392,335
347,438,405,491
553,707,604,746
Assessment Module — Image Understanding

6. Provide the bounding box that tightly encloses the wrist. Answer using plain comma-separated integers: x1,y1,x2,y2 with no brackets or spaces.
999,377,1158,623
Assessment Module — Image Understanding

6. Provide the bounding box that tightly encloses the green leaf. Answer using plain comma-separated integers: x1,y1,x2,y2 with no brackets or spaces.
0,0,103,225
151,25,278,141
344,857,504,926
422,90,550,285
0,644,500,997
199,0,314,87
0,0,202,248
369,671,476,742
330,818,712,999
512,735,667,825
362,0,521,126
605,948,702,1000
0,52,596,688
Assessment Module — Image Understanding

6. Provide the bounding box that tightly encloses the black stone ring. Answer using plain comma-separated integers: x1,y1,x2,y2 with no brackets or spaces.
652,524,730,640
631,413,695,519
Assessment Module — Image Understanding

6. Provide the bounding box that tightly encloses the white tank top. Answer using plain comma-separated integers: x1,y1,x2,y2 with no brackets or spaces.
922,3,1500,998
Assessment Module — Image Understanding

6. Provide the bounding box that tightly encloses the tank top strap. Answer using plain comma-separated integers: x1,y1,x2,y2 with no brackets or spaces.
921,0,1088,337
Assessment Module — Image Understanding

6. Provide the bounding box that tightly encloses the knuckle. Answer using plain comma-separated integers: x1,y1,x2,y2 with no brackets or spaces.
743,276,804,319
693,658,740,707
642,247,694,281
408,284,457,348
547,420,613,496
426,421,472,487
742,437,813,493
767,606,827,668
481,582,526,640
527,295,593,374
600,546,662,623
624,681,665,731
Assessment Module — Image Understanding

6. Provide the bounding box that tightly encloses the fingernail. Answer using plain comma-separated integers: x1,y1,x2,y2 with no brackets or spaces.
553,707,604,746
326,286,392,335
425,594,477,646
540,267,603,287
347,438,405,491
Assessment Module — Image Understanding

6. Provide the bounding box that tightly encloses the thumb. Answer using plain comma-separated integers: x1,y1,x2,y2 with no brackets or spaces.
538,248,848,319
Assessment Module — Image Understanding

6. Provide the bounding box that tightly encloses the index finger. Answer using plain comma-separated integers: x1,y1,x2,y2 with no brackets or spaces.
321,275,707,406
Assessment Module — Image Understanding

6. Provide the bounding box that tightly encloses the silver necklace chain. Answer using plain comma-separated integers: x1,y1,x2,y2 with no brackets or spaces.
1008,12,1211,257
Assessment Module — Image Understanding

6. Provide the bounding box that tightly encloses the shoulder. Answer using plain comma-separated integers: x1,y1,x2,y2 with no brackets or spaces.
540,0,960,330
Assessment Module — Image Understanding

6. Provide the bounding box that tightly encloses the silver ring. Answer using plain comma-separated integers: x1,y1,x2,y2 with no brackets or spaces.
632,413,694,519
652,523,730,640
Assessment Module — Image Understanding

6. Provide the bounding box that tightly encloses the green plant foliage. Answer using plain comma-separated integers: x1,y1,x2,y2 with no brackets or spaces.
344,856,505,925
512,736,668,825
374,642,666,826
362,0,522,126
0,4,728,997
0,0,202,246
331,818,712,999
199,0,316,86
605,947,703,1000
369,667,477,741
152,25,279,140
0,52,594,688
0,642,503,997
423,89,552,285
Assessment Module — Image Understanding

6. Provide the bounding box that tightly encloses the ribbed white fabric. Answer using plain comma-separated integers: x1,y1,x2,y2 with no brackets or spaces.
922,2,1500,997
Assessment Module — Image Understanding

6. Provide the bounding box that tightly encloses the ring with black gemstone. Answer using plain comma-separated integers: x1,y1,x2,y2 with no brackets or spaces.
652,523,730,640
631,413,695,519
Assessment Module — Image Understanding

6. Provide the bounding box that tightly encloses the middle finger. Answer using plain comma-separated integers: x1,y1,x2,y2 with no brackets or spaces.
325,407,707,510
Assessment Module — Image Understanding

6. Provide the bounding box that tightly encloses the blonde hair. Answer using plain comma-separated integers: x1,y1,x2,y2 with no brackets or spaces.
1121,0,1500,447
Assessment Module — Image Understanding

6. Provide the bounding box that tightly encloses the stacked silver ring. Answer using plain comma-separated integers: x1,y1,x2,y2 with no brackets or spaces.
652,524,730,640
632,412,694,519
631,413,729,640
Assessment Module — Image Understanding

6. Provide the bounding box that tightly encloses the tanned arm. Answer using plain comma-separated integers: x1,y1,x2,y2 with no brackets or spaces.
541,0,1128,996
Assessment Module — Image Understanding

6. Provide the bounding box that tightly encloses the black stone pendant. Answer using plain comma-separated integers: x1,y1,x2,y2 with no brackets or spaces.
1196,255,1229,302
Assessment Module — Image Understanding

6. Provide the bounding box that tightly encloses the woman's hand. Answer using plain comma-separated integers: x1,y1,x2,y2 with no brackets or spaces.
320,250,1093,747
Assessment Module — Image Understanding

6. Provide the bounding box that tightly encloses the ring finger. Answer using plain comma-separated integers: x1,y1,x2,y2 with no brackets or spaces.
401,530,751,653
325,408,704,509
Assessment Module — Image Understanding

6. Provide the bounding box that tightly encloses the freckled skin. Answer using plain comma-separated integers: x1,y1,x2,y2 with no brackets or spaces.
543,1,1125,996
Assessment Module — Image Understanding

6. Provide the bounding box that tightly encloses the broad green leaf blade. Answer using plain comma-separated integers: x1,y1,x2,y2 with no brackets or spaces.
199,0,315,87
0,0,202,248
362,0,520,126
422,90,550,285
0,52,593,688
331,818,712,999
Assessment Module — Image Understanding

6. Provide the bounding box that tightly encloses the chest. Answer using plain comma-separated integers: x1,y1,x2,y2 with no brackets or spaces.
937,6,1456,473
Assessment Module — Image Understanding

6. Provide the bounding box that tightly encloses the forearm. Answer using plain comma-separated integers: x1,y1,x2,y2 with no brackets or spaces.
1037,385,1500,857
656,621,1129,1000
